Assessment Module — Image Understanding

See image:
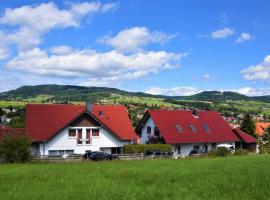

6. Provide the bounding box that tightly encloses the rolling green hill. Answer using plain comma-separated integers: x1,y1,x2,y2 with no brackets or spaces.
0,84,269,103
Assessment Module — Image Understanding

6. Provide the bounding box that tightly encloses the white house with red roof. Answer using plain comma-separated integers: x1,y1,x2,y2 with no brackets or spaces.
25,103,137,156
136,110,256,157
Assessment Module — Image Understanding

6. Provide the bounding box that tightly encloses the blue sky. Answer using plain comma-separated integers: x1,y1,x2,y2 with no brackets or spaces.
0,0,270,96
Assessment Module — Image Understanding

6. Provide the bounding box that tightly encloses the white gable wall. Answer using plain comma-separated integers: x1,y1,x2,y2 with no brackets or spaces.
38,126,129,155
140,117,156,144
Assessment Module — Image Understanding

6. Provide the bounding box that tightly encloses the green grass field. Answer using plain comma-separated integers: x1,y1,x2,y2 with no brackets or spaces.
0,155,270,200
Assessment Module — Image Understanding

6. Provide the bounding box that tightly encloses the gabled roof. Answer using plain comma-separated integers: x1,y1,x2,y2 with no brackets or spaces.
255,122,270,136
26,104,137,142
139,110,239,144
0,127,26,140
233,128,257,143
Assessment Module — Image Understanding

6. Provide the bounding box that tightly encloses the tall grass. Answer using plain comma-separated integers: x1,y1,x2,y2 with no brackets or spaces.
0,155,270,200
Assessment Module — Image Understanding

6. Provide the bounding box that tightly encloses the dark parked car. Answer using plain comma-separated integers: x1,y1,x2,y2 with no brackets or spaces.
189,149,200,156
144,150,171,157
83,151,118,161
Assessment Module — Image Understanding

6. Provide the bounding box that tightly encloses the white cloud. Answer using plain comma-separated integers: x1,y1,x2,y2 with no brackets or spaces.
231,87,270,96
241,55,270,81
0,2,117,50
146,86,201,96
99,26,177,52
211,27,234,39
50,45,74,55
146,85,270,97
236,32,254,43
6,47,185,86
0,48,9,60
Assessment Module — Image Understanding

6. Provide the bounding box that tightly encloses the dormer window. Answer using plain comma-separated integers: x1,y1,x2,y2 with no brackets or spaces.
175,124,183,132
189,124,197,132
98,111,104,116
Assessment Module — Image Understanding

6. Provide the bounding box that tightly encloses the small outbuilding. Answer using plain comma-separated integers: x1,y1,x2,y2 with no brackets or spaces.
233,128,257,153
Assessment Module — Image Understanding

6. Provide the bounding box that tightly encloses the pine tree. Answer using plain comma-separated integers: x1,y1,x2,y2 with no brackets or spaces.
240,113,256,137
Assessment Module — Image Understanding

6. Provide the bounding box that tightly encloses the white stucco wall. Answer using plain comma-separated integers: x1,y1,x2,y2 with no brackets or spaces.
172,142,235,157
140,117,156,144
38,126,129,155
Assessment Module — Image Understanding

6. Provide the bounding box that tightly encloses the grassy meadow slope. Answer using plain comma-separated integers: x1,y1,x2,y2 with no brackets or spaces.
0,155,269,200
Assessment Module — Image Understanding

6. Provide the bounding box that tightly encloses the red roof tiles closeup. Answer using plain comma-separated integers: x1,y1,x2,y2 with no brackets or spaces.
26,104,137,142
146,110,239,144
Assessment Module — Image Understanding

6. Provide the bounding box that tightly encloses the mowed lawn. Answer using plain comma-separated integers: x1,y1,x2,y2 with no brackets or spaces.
1,155,270,200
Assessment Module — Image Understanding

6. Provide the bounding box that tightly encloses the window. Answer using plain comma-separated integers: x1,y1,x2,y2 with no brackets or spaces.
193,145,200,150
48,150,57,156
48,150,74,156
86,129,91,144
68,129,76,137
77,129,82,145
147,126,151,134
92,129,99,137
203,124,210,132
98,111,104,116
189,124,197,132
175,124,183,132
111,147,122,155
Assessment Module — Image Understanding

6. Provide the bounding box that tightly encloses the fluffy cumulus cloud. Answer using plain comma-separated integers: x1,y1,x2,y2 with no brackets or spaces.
99,26,177,52
241,55,270,81
0,1,117,50
0,48,9,60
211,27,234,39
236,32,254,43
6,47,184,85
146,87,201,96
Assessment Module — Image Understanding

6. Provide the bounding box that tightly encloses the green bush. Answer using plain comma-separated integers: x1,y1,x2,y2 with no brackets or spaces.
210,147,231,157
234,149,249,156
123,144,172,154
0,133,31,163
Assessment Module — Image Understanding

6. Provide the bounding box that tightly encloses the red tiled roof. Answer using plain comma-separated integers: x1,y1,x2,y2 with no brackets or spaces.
233,128,257,143
26,104,137,142
255,122,270,136
147,110,239,144
0,127,26,140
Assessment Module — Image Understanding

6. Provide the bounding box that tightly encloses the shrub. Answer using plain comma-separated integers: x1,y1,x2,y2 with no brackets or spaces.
0,133,31,163
234,149,249,156
123,144,172,154
210,147,231,157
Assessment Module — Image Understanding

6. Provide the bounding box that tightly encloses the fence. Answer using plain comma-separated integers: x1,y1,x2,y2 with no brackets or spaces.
32,153,172,162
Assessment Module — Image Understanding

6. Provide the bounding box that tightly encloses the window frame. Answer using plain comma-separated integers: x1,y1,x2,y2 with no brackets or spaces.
175,124,184,132
146,126,152,134
68,129,77,138
189,124,197,132
91,128,100,137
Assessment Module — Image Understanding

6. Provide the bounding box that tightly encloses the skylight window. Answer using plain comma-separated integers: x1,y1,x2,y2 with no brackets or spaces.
98,111,104,116
175,124,183,132
203,124,210,132
189,124,197,132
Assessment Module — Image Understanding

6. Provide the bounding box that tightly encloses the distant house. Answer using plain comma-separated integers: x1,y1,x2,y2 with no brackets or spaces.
255,122,270,137
136,110,256,157
25,103,137,156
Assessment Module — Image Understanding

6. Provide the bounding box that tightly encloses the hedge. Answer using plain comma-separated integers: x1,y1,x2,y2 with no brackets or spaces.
123,144,172,154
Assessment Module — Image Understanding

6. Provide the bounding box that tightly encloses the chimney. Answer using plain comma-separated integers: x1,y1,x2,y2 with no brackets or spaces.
86,102,93,113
